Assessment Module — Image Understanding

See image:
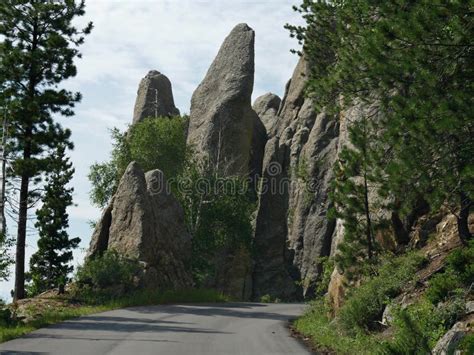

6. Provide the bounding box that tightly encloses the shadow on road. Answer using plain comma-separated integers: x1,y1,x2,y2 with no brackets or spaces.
129,303,302,322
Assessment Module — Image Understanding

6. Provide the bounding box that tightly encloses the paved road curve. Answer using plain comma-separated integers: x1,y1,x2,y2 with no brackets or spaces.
0,303,310,355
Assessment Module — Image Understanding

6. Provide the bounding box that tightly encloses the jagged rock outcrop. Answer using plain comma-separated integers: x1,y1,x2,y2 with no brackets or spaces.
187,23,260,176
252,56,340,300
253,93,281,136
133,70,180,124
88,162,192,289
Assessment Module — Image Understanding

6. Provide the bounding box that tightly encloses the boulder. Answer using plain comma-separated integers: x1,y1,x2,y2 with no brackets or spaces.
186,23,257,176
432,319,471,355
87,162,192,290
327,268,347,313
132,70,180,124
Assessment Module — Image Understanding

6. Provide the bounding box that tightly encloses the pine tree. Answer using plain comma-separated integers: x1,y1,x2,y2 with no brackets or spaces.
331,114,382,277
0,0,92,299
28,145,79,295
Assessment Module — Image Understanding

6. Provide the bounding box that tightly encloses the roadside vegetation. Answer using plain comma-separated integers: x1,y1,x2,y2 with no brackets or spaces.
295,242,473,354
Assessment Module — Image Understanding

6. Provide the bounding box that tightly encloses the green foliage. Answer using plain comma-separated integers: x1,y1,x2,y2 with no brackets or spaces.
381,297,465,354
458,333,474,354
28,145,80,296
88,116,188,208
74,250,141,301
426,241,474,304
88,160,117,209
126,117,188,178
315,256,334,296
177,160,254,285
0,231,13,281
330,114,384,278
338,253,425,332
294,251,466,354
0,299,12,327
445,240,474,285
425,272,462,305
294,299,381,355
259,294,281,303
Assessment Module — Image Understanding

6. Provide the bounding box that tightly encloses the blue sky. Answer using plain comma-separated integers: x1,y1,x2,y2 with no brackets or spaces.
1,0,303,299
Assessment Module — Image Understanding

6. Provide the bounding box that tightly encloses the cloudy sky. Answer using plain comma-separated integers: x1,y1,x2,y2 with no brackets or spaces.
1,0,304,299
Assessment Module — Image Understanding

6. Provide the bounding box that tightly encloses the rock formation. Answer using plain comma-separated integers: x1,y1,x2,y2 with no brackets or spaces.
252,93,281,136
252,56,340,299
88,162,192,289
133,70,180,124
187,23,262,177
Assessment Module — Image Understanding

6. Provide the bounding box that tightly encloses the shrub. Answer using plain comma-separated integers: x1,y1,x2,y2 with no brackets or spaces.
294,299,380,354
0,299,12,327
260,294,272,303
316,256,335,296
380,296,465,353
74,250,142,302
458,333,474,354
426,241,474,305
446,240,474,285
426,272,462,304
338,252,425,332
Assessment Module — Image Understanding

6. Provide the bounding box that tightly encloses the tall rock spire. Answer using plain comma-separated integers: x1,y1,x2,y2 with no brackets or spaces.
187,23,261,176
132,70,180,124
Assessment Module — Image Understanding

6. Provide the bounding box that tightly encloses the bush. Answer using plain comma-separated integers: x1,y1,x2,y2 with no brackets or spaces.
458,333,474,354
426,272,462,304
338,252,425,332
316,256,335,296
0,299,12,327
380,296,465,353
446,240,474,285
74,250,141,302
294,299,380,354
426,241,474,305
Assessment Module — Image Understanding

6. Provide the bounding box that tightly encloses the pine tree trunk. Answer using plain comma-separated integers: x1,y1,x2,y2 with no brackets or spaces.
363,172,373,259
457,191,472,246
14,174,29,300
0,114,7,236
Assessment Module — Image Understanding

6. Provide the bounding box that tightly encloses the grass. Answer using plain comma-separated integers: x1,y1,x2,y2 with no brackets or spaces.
0,288,229,343
294,299,382,354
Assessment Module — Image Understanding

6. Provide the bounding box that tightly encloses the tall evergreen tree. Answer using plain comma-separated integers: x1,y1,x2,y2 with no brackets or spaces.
29,145,79,295
0,0,92,299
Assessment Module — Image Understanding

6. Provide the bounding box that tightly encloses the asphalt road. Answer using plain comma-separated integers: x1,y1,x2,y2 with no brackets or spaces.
0,303,310,355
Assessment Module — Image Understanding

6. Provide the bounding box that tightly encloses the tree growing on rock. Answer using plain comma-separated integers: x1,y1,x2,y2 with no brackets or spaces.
0,0,92,299
28,145,80,296
88,116,189,208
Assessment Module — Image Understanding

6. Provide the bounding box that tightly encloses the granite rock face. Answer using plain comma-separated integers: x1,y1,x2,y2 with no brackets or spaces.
252,93,281,136
133,70,180,124
252,56,340,299
187,23,258,176
88,162,192,289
